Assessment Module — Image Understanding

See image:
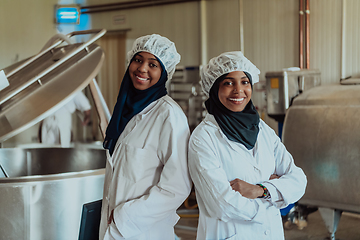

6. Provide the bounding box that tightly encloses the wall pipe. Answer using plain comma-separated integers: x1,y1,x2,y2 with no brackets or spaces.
200,0,208,66
81,0,200,14
305,0,310,69
239,0,244,54
299,0,304,69
340,0,346,80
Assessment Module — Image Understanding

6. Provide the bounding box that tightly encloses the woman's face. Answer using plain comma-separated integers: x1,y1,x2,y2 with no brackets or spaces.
129,52,163,90
218,71,252,112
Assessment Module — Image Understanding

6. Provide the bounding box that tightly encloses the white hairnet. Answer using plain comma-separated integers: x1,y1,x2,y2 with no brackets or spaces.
200,51,260,97
127,34,181,80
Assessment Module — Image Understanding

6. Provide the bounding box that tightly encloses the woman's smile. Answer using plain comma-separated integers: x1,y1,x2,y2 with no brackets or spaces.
228,97,245,103
135,74,150,82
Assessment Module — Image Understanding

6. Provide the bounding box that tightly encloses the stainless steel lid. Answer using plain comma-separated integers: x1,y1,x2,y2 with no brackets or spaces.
292,83,360,106
0,29,106,142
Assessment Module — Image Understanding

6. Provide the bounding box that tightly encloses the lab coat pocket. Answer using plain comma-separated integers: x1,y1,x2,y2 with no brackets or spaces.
121,144,161,183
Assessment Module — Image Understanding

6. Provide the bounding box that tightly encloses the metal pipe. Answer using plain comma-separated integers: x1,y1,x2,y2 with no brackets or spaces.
305,0,310,69
81,0,150,9
88,79,110,139
200,0,208,66
340,0,346,80
81,0,199,14
299,0,304,69
239,0,244,53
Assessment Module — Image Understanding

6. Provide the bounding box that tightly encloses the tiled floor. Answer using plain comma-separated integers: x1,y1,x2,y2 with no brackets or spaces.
175,210,360,240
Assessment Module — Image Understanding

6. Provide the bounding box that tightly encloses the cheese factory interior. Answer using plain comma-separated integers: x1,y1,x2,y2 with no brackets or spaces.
1,0,360,240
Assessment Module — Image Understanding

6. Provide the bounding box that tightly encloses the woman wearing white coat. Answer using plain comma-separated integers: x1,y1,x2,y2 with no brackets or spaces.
188,51,307,240
99,34,192,240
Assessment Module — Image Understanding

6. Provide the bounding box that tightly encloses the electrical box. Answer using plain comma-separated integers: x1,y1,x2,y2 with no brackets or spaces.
265,69,321,122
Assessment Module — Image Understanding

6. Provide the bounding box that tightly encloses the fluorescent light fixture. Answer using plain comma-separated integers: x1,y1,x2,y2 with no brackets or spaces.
55,5,80,24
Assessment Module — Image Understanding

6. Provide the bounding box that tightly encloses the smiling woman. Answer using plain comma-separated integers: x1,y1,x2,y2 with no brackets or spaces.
99,34,191,240
188,51,307,240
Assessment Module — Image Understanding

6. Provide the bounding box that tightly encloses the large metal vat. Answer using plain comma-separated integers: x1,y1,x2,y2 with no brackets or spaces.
0,30,110,240
282,81,360,239
0,147,105,240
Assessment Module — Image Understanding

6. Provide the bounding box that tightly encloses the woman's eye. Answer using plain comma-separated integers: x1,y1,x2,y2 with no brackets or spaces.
224,81,232,86
134,58,141,63
150,63,158,68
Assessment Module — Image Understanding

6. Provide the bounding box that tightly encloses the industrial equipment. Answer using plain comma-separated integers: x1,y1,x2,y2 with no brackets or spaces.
0,29,109,239
170,66,205,131
282,79,360,240
265,69,321,222
0,148,105,239
266,68,321,123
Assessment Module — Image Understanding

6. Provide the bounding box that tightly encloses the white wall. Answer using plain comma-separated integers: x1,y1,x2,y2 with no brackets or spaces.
0,0,58,69
243,0,299,82
243,0,360,85
3,0,358,82
205,0,242,59
310,0,342,84
89,1,201,66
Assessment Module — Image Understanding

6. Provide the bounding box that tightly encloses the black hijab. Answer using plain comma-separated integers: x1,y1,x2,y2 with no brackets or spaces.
205,72,260,150
103,55,167,155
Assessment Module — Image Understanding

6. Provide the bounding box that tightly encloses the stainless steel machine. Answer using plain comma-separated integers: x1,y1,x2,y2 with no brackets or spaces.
282,79,360,240
170,66,205,131
266,68,321,122
0,29,109,239
0,147,105,239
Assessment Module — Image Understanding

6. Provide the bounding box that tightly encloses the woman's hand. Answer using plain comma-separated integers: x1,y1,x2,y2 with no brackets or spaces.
270,174,280,180
230,175,280,199
230,178,264,199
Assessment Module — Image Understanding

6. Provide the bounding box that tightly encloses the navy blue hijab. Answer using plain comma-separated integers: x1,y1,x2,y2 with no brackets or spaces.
103,54,167,155
205,72,260,150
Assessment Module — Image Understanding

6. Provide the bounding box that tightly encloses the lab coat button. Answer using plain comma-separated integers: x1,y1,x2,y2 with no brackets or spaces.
264,230,270,235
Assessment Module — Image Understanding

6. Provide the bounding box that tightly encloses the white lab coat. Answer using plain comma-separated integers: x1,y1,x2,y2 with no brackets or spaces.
41,92,91,147
99,95,192,240
188,113,307,240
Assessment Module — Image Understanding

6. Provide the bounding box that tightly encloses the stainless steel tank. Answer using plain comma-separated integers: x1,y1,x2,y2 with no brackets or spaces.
0,30,110,240
282,81,360,239
0,147,105,239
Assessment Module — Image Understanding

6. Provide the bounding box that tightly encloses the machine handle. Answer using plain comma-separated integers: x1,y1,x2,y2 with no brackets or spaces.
5,29,106,79
0,29,107,106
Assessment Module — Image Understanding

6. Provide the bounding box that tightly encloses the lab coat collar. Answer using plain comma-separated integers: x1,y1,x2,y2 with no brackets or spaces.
135,95,169,120
203,113,260,161
109,95,168,165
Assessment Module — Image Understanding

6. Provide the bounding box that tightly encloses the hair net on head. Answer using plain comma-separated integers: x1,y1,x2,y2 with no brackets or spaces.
127,34,181,80
200,51,260,97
